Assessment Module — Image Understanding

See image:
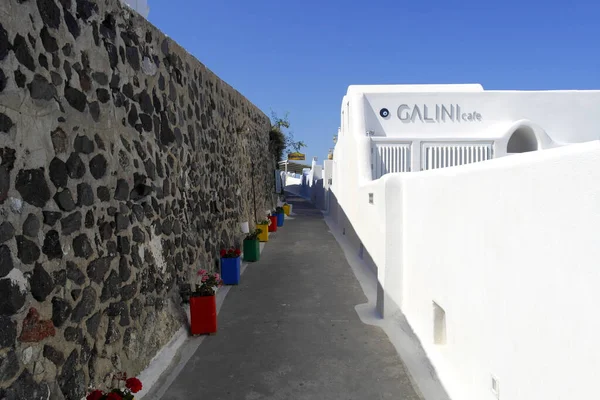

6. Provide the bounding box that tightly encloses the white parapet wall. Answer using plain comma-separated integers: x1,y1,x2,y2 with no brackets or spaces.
389,141,600,400
282,161,331,210
283,174,302,196
322,83,600,400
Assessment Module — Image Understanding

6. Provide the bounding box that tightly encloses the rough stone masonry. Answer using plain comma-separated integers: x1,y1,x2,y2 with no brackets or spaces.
0,0,274,398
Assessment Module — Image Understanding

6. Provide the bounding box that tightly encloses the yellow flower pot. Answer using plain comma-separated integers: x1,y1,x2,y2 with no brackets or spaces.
257,223,269,242
282,204,291,216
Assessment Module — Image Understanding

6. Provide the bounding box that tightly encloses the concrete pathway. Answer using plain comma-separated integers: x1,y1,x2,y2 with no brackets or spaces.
158,194,422,400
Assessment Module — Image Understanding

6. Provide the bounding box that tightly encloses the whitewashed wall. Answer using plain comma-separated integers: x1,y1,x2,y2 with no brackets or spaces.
326,85,600,400
330,140,600,400
394,141,600,400
322,160,334,212
283,175,302,196
359,88,600,145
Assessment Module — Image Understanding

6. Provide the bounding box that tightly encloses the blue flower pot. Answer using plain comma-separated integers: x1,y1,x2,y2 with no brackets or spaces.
276,212,284,227
221,257,241,285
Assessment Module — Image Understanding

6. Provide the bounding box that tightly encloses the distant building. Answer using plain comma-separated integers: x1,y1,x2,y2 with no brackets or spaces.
120,0,149,18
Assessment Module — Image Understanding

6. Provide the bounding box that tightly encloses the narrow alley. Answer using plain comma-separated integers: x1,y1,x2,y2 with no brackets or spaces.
153,195,422,400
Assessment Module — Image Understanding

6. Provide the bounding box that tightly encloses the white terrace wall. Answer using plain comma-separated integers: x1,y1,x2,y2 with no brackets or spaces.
329,138,600,400
325,85,600,400
393,141,600,400
283,161,331,211
282,174,302,196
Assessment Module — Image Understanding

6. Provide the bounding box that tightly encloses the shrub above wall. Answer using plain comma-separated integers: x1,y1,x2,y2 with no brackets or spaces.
0,0,273,398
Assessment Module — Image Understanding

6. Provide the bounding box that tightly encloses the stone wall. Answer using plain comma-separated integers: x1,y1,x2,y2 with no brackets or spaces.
0,0,274,398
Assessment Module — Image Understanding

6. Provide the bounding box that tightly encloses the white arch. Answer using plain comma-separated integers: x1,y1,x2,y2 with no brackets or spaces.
494,119,556,157
507,125,538,153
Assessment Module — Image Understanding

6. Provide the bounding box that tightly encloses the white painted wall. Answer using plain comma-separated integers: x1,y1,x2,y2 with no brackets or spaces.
324,84,600,400
345,85,600,176
363,90,600,144
283,175,302,197
323,160,333,190
283,162,327,208
396,141,600,400
331,139,600,400
322,160,333,212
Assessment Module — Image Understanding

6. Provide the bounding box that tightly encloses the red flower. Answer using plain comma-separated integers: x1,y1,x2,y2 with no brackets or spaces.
235,249,241,256
125,377,143,393
106,393,122,400
220,249,226,257
87,390,104,400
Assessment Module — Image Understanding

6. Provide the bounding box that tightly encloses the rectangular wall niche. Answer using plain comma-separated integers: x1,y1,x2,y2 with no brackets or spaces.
433,301,447,345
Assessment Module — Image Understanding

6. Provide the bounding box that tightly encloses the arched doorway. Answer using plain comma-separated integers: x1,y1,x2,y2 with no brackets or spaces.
507,126,539,153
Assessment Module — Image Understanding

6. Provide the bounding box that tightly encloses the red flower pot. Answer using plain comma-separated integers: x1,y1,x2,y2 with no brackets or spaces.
190,295,217,335
268,215,278,232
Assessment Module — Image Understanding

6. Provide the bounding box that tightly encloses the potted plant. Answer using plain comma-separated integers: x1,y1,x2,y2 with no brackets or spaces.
283,202,292,216
190,269,223,335
86,373,142,400
275,206,285,227
220,248,242,285
268,213,278,232
243,229,261,262
257,219,270,242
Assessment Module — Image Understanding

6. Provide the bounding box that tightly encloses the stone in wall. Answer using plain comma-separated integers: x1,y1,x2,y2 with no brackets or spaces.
0,0,274,397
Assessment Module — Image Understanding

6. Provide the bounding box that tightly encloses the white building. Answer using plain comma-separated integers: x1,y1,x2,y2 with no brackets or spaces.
336,84,600,179
296,84,600,400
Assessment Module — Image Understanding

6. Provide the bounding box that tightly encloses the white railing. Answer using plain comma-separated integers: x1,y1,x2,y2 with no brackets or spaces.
370,141,494,178
371,142,412,179
422,142,493,170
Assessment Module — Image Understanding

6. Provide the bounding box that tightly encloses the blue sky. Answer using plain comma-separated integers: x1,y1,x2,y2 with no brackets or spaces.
148,0,600,163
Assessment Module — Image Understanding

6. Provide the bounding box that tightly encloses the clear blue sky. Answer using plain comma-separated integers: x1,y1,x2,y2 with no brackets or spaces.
148,0,600,163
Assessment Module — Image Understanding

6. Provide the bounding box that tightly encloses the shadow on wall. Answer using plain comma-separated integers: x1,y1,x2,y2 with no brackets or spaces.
284,173,328,210
330,187,406,319
326,189,452,400
324,191,382,307
284,184,302,197
310,179,325,209
507,126,539,153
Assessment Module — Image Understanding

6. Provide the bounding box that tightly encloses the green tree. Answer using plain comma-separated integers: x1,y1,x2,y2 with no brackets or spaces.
269,111,306,165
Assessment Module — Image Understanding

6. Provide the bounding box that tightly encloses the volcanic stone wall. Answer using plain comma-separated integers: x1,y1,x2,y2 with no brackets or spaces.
0,0,274,398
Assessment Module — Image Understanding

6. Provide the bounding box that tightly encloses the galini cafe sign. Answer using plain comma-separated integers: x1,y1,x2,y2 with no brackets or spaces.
397,104,482,123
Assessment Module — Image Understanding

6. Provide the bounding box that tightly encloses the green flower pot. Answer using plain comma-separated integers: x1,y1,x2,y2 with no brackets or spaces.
243,238,260,262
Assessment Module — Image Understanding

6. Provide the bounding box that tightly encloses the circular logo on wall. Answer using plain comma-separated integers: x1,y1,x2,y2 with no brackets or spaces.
379,108,390,118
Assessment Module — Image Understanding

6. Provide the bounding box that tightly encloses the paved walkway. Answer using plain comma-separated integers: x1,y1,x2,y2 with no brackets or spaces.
158,194,422,400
